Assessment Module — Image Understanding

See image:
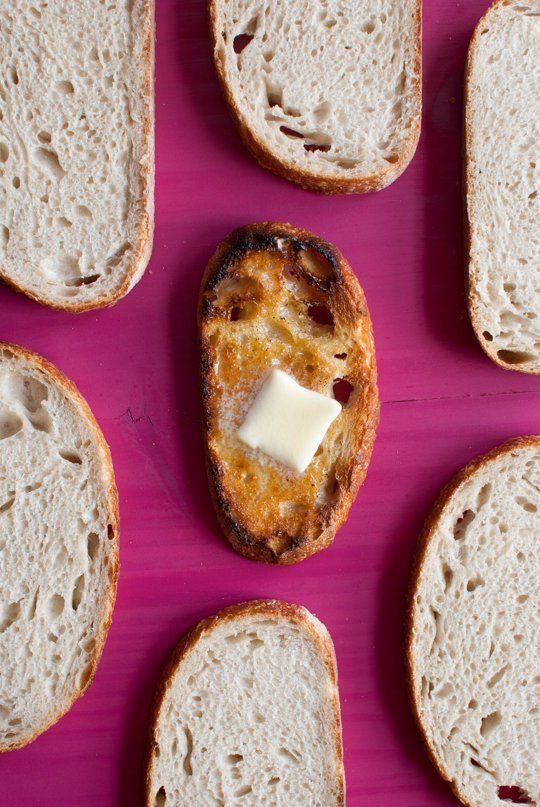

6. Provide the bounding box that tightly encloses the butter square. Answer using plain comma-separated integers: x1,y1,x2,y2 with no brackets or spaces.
237,369,341,473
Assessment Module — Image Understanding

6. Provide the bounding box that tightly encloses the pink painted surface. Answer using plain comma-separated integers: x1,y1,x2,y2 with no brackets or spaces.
1,1,538,804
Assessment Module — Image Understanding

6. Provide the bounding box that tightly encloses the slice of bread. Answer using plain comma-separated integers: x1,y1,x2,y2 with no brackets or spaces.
210,0,421,194
407,437,540,807
0,342,118,751
199,223,379,564
465,0,540,373
146,600,344,807
0,0,154,311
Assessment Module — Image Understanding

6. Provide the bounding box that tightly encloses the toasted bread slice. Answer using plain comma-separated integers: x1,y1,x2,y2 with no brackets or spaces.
146,600,344,807
465,0,540,373
210,0,422,194
0,342,118,751
0,0,154,311
407,437,540,807
199,223,378,564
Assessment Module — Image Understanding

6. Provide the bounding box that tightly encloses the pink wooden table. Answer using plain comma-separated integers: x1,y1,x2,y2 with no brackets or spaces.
1,1,538,804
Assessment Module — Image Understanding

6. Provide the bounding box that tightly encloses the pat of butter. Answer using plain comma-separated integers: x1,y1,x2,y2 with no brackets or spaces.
237,369,341,473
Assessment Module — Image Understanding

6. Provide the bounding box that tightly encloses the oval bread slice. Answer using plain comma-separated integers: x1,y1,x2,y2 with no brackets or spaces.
0,0,154,311
465,0,540,373
199,222,379,564
0,342,118,751
407,437,540,807
146,600,344,807
210,0,422,194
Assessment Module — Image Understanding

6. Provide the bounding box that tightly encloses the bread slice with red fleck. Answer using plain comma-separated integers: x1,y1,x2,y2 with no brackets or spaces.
407,437,540,807
199,223,378,564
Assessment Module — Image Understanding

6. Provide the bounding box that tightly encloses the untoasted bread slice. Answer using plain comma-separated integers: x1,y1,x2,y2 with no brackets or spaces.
210,0,422,194
0,0,154,311
146,600,344,807
0,342,118,751
465,0,540,373
407,437,540,807
199,223,378,564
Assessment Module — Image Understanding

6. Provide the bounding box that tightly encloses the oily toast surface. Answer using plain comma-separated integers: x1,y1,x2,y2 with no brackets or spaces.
199,223,378,564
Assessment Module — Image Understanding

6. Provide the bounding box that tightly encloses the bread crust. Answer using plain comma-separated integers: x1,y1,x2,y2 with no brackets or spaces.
145,599,345,806
0,0,155,312
0,341,119,752
199,222,379,564
464,0,540,374
209,0,422,195
405,435,540,807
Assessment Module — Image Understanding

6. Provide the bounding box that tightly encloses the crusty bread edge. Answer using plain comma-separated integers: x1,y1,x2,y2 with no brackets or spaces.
405,435,540,807
0,0,155,313
198,222,379,565
464,0,540,375
145,599,345,806
208,0,422,195
0,341,119,752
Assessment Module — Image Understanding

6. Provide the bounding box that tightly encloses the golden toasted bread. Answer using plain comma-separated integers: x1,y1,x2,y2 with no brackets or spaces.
199,223,378,564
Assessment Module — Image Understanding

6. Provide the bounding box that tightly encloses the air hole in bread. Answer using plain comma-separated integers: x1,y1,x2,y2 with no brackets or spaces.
269,532,295,556
107,524,114,540
515,496,537,513
279,746,301,763
234,786,252,798
280,125,305,139
183,726,194,775
233,34,254,54
385,153,399,164
0,601,21,633
334,352,347,359
227,753,243,765
72,574,85,610
332,378,353,405
483,331,494,342
78,662,93,689
37,131,51,144
304,142,331,153
154,786,166,806
480,710,502,738
442,563,453,592
0,142,8,162
55,80,74,95
487,664,510,688
0,225,9,247
299,246,335,282
497,349,535,365
307,303,334,327
47,594,64,618
87,532,99,562
0,408,23,440
12,176,20,189
453,509,476,540
66,273,101,287
59,449,82,464
466,575,484,592
31,147,65,180
0,494,15,514
498,785,533,804
9,66,19,84
230,306,240,321
362,21,375,34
